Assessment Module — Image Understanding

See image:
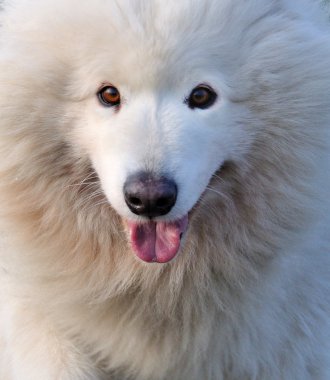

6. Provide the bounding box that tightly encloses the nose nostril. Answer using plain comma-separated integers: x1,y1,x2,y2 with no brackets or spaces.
129,196,143,207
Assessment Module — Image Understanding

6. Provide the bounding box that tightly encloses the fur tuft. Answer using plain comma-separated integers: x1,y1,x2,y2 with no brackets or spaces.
1,1,330,379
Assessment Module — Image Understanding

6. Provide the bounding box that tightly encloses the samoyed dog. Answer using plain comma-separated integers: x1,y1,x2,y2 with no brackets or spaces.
1,0,330,379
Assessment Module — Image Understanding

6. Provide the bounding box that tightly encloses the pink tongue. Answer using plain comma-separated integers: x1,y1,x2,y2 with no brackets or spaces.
127,216,188,263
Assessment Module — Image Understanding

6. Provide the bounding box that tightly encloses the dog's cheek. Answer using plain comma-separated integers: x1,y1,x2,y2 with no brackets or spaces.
169,107,253,214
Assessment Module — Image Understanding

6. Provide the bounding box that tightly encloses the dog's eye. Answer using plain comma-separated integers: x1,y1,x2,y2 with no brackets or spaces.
97,85,121,107
187,85,217,110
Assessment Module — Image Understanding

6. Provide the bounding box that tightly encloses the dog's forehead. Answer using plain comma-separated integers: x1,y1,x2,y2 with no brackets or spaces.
68,0,246,89
80,1,231,86
1,0,294,92
95,30,220,90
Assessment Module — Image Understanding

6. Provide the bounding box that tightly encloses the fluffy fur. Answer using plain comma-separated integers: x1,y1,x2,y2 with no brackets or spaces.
1,0,330,379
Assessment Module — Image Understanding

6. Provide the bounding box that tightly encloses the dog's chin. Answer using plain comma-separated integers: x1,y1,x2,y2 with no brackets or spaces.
123,214,189,264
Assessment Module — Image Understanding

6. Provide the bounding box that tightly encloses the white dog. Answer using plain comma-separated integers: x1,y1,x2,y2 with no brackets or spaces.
1,0,330,379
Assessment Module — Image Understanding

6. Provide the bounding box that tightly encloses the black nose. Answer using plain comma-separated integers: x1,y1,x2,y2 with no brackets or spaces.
124,172,177,218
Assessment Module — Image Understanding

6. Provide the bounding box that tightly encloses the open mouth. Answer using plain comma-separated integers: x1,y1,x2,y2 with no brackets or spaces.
121,163,230,264
126,215,189,263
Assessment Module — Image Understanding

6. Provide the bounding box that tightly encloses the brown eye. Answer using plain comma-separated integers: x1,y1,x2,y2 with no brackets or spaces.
98,85,121,107
187,85,217,110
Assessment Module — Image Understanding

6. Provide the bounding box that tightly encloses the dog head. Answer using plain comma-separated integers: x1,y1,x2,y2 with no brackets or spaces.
1,0,330,265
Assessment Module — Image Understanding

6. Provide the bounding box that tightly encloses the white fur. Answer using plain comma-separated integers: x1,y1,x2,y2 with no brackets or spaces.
1,0,330,379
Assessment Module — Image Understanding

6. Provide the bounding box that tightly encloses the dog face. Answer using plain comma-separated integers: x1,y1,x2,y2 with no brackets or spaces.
1,0,329,263
81,73,248,262
80,58,248,223
61,2,259,262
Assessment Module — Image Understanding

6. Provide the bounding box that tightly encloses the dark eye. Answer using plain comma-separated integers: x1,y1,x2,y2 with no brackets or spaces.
97,85,121,107
187,85,217,110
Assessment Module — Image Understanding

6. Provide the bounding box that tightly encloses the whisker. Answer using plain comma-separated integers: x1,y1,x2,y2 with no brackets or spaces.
66,181,98,189
83,199,110,213
211,173,223,181
63,171,99,191
205,186,234,208
211,173,227,185
84,191,105,203
206,186,224,197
